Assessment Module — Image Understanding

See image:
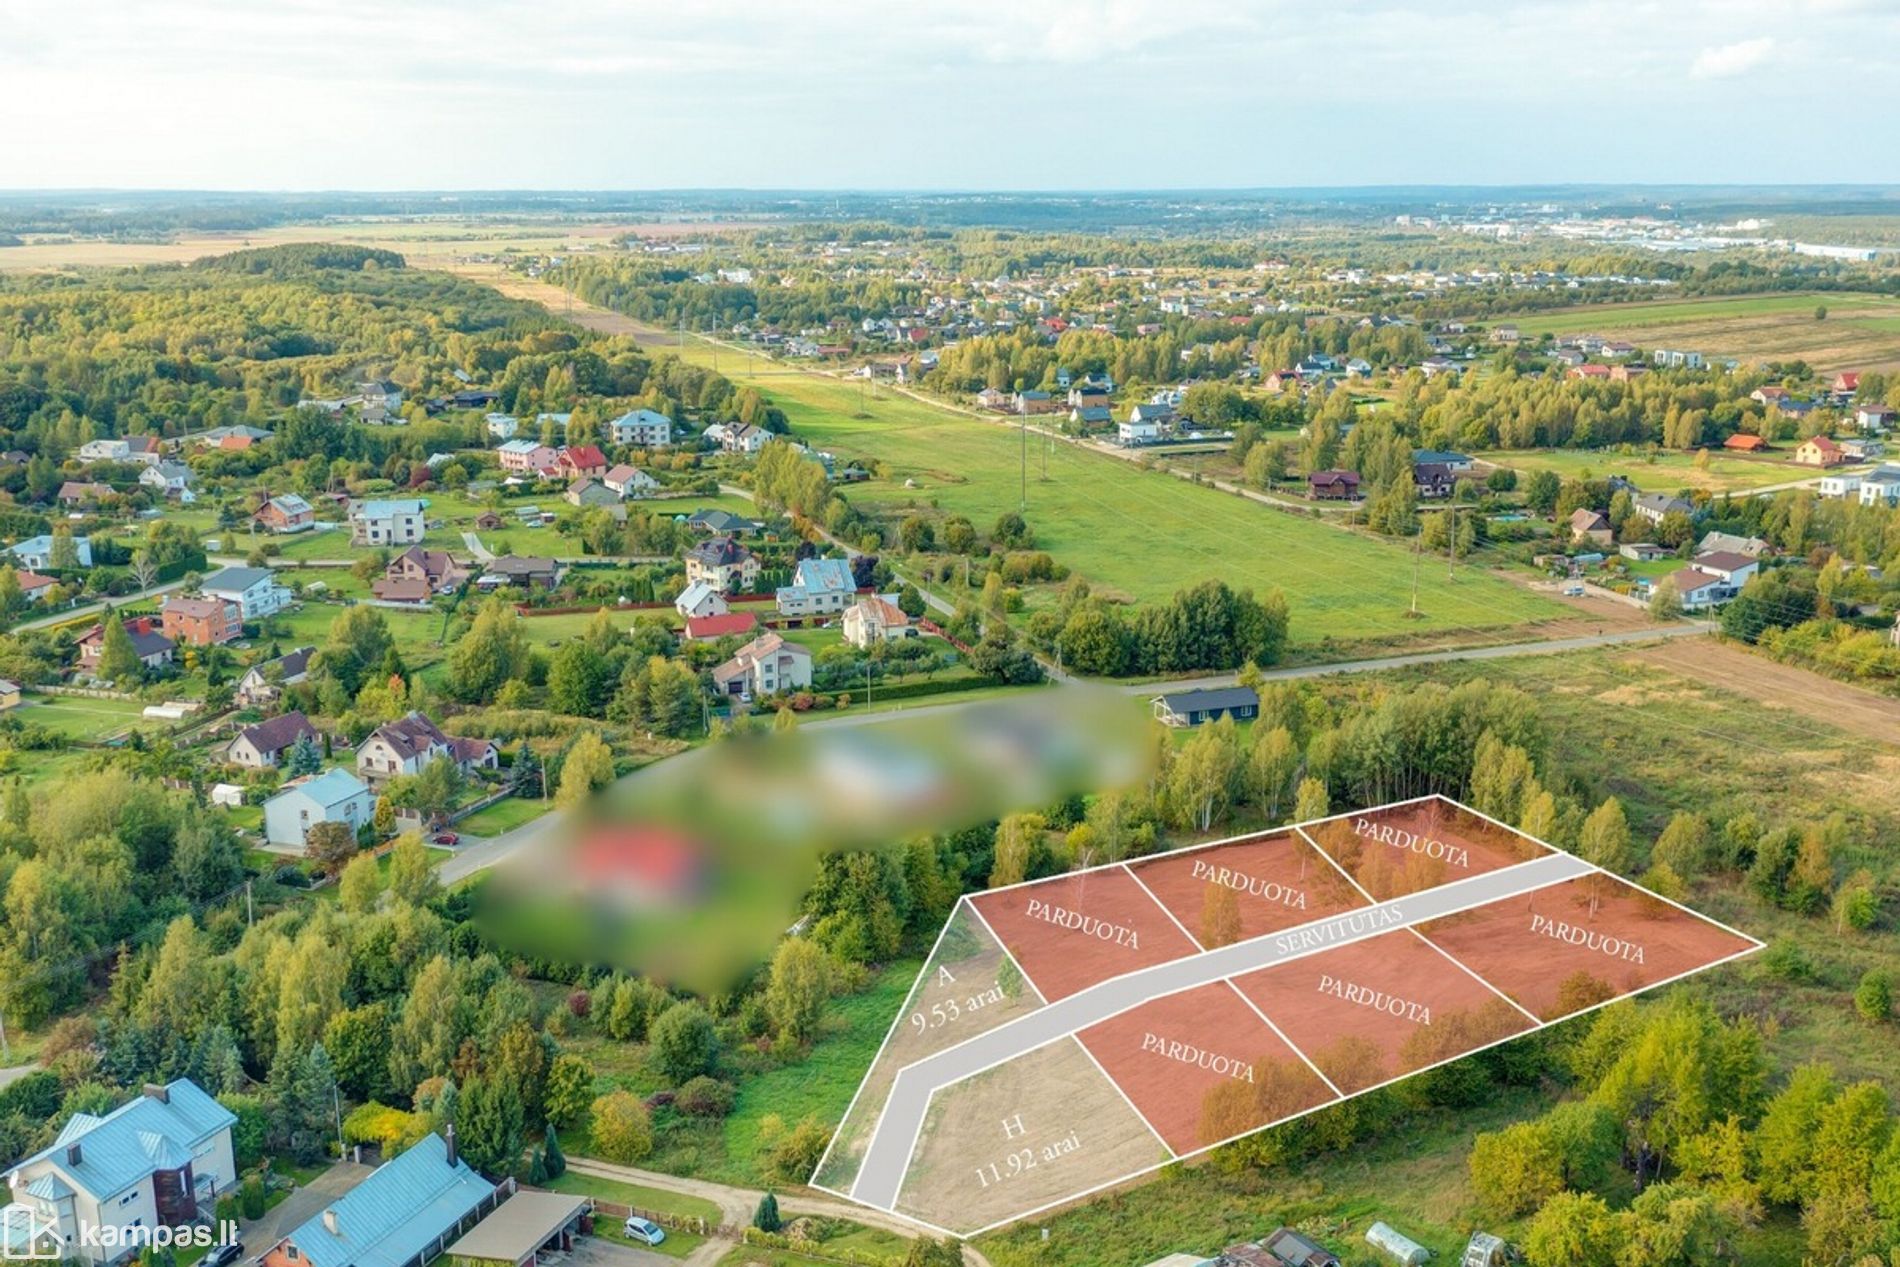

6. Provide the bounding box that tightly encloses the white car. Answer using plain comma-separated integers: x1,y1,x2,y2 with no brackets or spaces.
623,1217,667,1247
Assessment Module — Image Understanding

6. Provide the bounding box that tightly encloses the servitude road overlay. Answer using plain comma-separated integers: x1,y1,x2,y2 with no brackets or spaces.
811,795,1762,1237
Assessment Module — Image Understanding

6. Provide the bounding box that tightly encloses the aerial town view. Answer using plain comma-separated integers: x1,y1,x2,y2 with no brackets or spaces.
2,6,1899,1267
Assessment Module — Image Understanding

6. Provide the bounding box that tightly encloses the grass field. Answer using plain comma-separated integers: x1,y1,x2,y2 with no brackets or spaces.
1486,446,1815,494
507,304,1566,651
1500,291,1900,373
543,1170,723,1223
455,796,551,836
16,693,156,740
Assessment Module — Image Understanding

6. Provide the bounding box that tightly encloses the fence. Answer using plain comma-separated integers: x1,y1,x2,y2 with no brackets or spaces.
582,1197,721,1238
36,683,139,701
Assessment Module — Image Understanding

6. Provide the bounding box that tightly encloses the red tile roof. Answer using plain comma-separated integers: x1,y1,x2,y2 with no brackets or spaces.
684,612,759,640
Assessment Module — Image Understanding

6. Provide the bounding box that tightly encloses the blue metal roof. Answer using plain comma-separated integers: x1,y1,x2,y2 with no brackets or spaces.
276,768,371,809
286,1135,492,1267
793,558,854,593
6,1080,234,1201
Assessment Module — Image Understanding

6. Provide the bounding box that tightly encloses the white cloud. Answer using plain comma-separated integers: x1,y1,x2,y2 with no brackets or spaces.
1690,36,1775,78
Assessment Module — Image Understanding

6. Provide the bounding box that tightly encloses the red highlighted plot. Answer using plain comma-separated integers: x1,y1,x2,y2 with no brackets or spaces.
1300,796,1550,900
1230,929,1534,1094
1127,832,1368,949
1418,872,1759,1022
969,869,1199,1001
1076,982,1338,1154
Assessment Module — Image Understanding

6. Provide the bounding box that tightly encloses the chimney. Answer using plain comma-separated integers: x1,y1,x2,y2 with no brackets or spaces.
65,1143,82,1167
143,1083,170,1105
322,1211,339,1237
443,1123,457,1168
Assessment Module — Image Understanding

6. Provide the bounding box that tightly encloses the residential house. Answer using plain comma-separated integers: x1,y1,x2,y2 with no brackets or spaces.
776,557,856,616
228,711,319,769
674,580,729,620
0,680,19,710
603,465,658,498
1843,437,1885,462
563,478,621,509
1632,492,1695,526
350,498,429,547
235,646,314,707
1794,434,1848,467
1750,386,1790,407
717,423,769,455
1307,470,1361,500
357,379,404,415
258,1133,496,1267
685,537,760,594
685,611,759,642
485,413,520,440
841,596,913,649
1696,531,1770,559
1413,462,1457,498
975,387,1011,412
77,618,174,672
1855,406,1894,432
711,633,812,699
2,1080,238,1265
1569,508,1613,546
1859,466,1900,507
263,768,375,845
608,408,673,448
356,711,498,786
255,494,315,534
373,548,466,603
58,481,114,507
138,462,196,502
1656,568,1734,612
1723,433,1769,452
1118,419,1161,445
201,566,293,620
1152,686,1260,728
1013,390,1059,415
1620,542,1671,562
15,571,57,604
1833,371,1861,400
1820,472,1864,499
685,509,763,536
77,438,133,464
1413,449,1474,473
1127,403,1175,429
558,445,608,479
1688,550,1760,588
1070,405,1113,428
497,440,560,476
9,534,92,571
159,596,241,647
1489,323,1520,343
475,556,562,590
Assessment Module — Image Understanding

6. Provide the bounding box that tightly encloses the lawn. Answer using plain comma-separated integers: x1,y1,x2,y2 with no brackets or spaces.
1485,447,1810,495
544,1169,721,1225
721,959,920,1185
456,796,552,836
616,334,1564,651
1497,291,1900,374
16,692,156,740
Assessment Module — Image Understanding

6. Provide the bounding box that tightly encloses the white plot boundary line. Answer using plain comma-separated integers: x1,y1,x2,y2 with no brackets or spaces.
854,860,1591,1213
864,937,1765,1240
826,794,1765,1234
1291,823,1545,1026
1120,862,1208,950
1223,979,1346,1099
1069,1035,1179,1161
963,898,1051,1008
810,892,1055,1198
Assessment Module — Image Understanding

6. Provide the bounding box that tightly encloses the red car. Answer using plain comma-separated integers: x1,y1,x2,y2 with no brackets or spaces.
431,831,460,846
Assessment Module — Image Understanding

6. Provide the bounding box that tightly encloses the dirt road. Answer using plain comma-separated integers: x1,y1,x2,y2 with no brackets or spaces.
1630,638,1900,745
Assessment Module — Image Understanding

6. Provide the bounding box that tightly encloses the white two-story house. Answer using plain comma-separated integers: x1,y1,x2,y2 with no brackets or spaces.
3,1080,237,1265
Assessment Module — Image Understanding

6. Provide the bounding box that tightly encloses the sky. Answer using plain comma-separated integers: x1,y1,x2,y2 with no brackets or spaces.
5,0,1899,190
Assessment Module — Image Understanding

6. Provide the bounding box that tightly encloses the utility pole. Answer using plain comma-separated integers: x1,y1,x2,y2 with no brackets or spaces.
1409,522,1423,617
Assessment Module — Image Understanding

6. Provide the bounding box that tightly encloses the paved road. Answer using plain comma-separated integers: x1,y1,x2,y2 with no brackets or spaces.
240,1158,374,1257
0,1063,37,1089
1122,620,1715,696
462,531,496,562
848,849,1594,1210
14,579,189,631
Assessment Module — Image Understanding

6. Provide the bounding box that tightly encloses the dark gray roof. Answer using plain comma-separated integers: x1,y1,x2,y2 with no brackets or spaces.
1155,686,1259,714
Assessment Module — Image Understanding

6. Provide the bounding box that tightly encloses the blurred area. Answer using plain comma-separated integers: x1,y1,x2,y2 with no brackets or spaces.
474,687,1153,992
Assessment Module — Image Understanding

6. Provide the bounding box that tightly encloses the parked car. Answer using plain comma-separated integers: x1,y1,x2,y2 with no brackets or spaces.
623,1217,666,1246
204,1241,245,1267
432,831,460,846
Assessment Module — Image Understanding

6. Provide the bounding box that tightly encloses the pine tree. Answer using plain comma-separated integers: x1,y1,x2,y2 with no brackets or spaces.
543,1121,566,1177
753,1192,781,1233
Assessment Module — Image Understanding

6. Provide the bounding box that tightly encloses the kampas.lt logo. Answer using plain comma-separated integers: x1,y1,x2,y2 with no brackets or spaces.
1,1204,66,1260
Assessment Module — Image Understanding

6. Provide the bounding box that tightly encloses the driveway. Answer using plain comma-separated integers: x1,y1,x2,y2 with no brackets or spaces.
240,1159,375,1256
561,1235,673,1267
461,531,495,563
